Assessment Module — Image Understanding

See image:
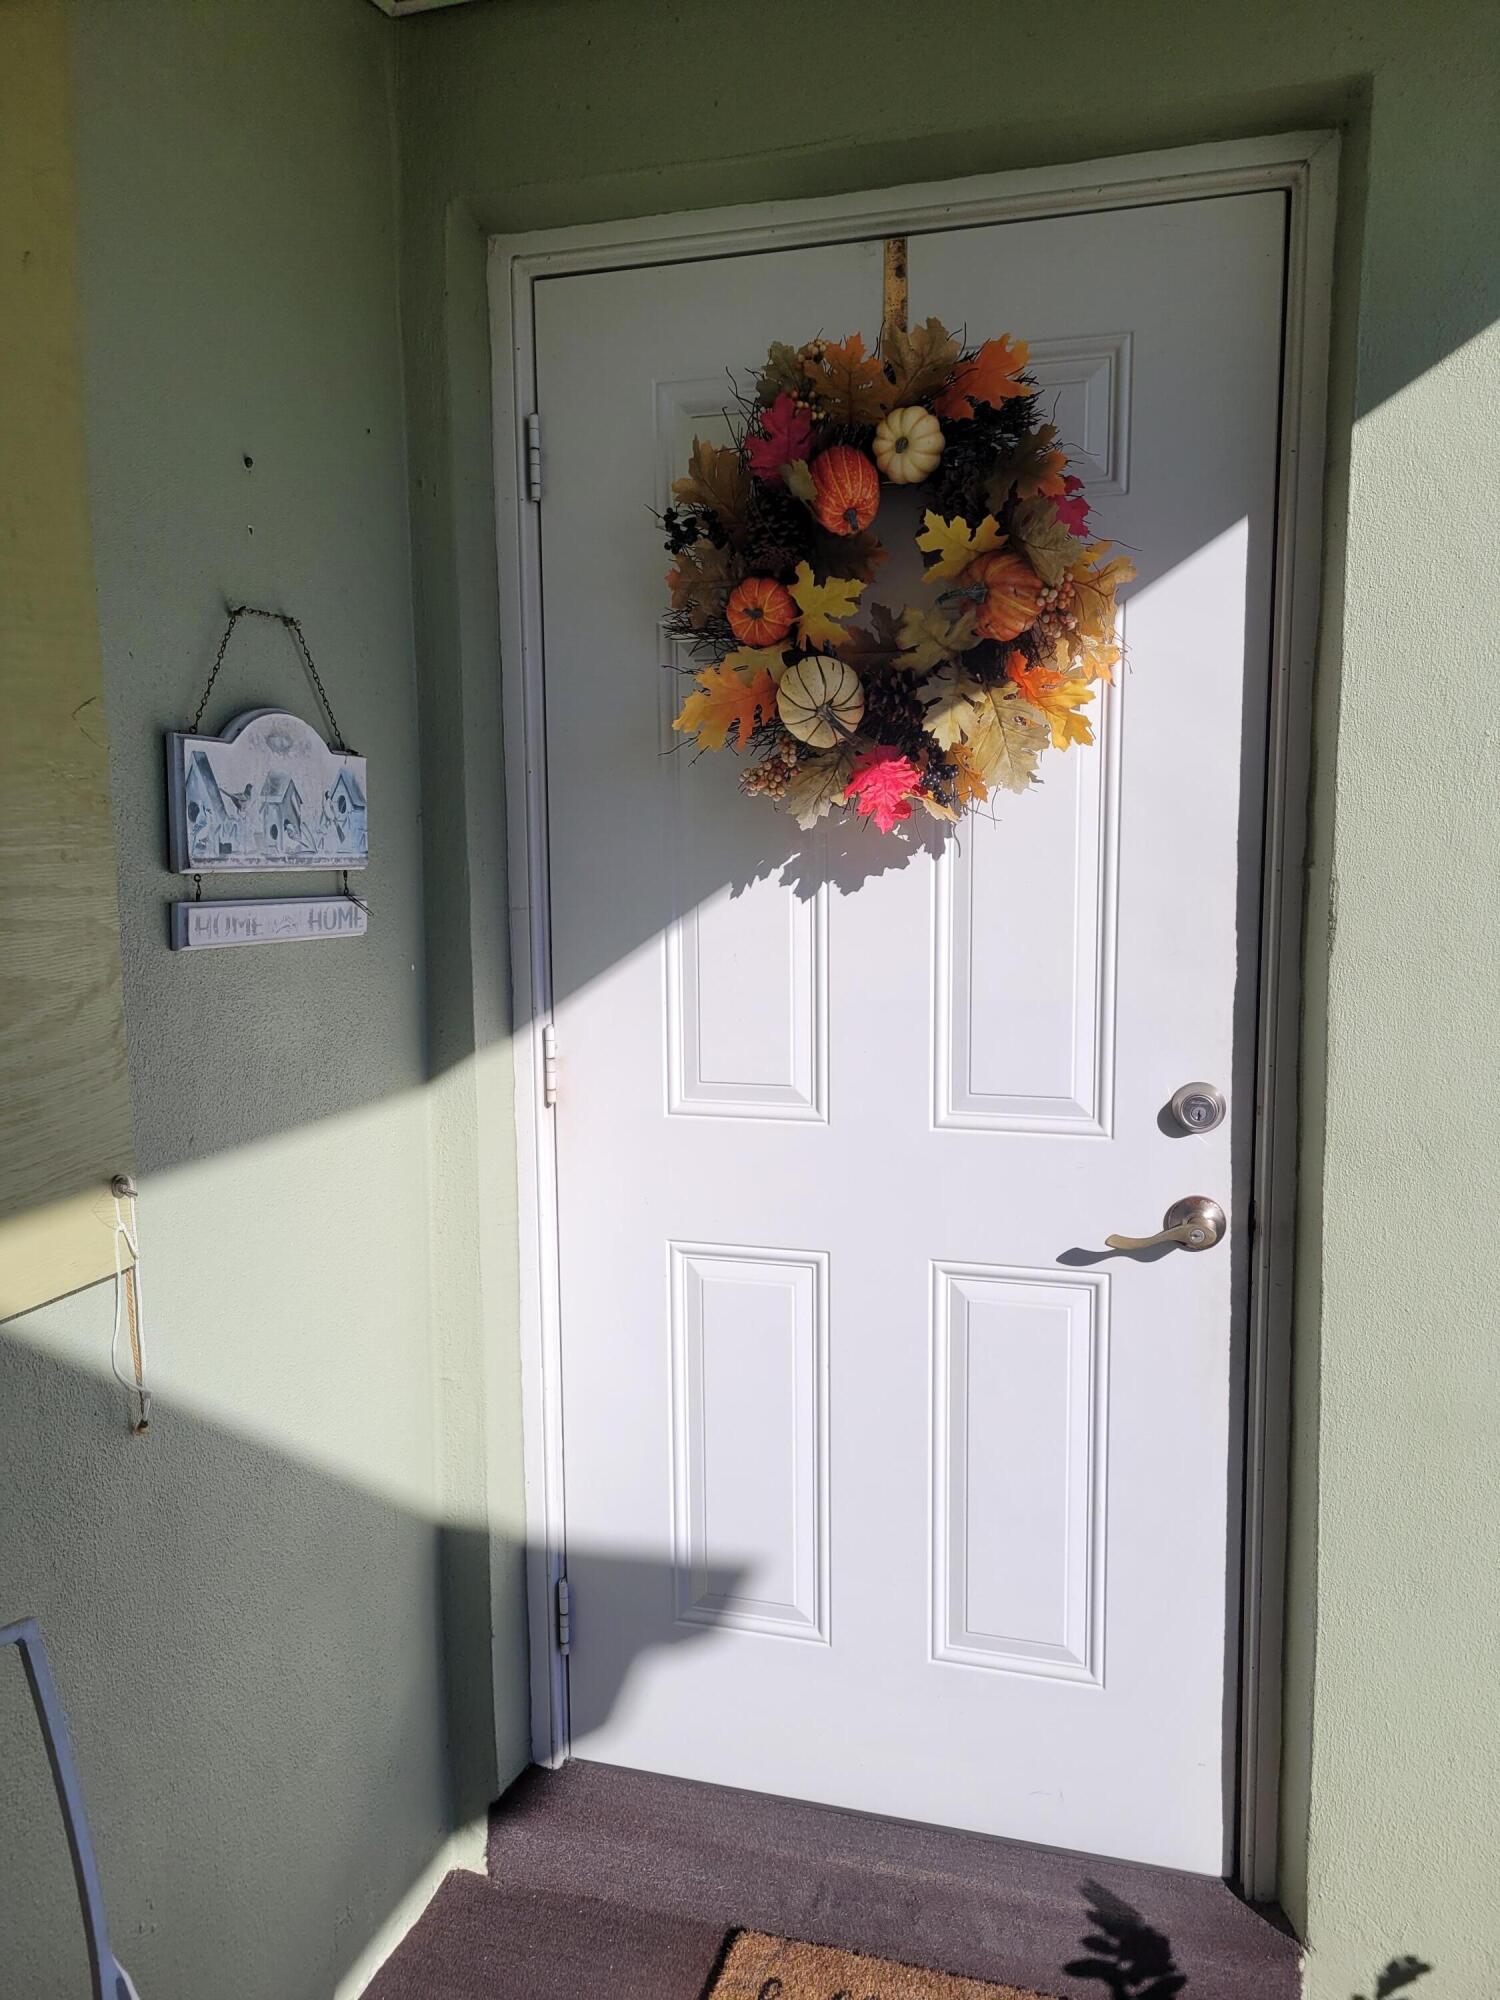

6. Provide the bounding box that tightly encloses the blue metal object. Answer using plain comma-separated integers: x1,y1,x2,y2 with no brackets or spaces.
0,1617,140,2000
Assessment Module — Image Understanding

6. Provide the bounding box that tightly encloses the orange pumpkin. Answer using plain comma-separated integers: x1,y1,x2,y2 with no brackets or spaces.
962,551,1045,642
726,576,797,647
809,446,880,536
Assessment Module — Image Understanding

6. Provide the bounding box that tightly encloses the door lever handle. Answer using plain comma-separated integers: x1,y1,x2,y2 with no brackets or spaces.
1106,1195,1226,1253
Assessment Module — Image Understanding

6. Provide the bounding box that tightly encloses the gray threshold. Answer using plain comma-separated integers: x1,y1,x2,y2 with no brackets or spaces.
365,1760,1301,2000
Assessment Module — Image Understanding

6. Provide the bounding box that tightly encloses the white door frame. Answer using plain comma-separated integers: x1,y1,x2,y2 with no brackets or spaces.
486,130,1338,1901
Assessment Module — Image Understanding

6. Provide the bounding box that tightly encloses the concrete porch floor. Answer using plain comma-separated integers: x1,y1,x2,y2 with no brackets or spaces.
363,1760,1300,1998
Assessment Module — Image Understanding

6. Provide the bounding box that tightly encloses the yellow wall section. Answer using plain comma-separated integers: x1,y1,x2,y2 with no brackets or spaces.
0,0,132,1313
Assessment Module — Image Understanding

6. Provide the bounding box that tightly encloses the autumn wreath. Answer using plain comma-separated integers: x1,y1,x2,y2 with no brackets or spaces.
664,321,1134,834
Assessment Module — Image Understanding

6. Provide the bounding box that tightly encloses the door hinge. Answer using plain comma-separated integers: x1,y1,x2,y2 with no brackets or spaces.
541,1021,558,1108
555,1576,572,1654
525,413,543,502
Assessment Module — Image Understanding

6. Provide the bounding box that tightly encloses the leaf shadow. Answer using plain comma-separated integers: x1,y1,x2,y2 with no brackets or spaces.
1353,1957,1434,2000
1064,1879,1186,2000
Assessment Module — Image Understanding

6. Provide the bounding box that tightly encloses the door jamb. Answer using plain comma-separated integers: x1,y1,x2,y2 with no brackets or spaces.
487,129,1338,1902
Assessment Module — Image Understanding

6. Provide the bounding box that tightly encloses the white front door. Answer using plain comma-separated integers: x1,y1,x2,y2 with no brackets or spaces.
531,190,1285,1874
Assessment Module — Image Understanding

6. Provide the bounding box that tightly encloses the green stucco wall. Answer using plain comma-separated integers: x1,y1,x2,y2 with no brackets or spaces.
1,3,504,1996
4,4,1496,1996
393,4,1500,1997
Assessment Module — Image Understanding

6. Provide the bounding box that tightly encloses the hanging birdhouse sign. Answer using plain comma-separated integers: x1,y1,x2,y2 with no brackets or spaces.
167,708,367,874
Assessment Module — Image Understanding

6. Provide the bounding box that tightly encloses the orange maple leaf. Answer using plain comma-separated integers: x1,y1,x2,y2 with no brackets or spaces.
1005,649,1095,750
672,658,776,753
934,335,1031,419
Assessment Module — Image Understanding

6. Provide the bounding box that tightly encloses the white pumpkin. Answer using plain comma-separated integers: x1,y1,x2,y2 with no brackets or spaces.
776,654,865,748
872,405,944,485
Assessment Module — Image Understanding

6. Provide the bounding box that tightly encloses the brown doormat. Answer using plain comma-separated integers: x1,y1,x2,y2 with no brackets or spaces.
707,1931,1058,1999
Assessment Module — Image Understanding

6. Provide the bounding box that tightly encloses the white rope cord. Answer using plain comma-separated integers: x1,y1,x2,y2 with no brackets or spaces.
110,1182,150,1433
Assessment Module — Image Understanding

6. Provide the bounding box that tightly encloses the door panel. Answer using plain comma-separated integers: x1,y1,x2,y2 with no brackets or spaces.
533,192,1286,1872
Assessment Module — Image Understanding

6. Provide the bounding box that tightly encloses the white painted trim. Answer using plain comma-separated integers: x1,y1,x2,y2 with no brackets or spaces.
487,131,1338,1890
1236,129,1339,1901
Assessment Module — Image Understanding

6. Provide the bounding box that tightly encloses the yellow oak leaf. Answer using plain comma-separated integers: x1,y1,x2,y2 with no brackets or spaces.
934,334,1031,418
1066,634,1121,685
1069,544,1137,645
789,560,865,649
964,685,1050,794
800,333,896,424
783,746,858,829
1006,653,1096,750
916,667,986,751
1010,497,1078,586
672,657,777,753
916,511,1006,581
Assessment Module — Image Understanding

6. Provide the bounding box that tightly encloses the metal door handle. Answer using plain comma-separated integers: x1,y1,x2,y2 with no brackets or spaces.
1106,1195,1226,1252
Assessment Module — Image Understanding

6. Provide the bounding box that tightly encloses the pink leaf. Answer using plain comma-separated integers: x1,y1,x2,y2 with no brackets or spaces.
843,746,921,834
745,393,817,482
1055,474,1091,537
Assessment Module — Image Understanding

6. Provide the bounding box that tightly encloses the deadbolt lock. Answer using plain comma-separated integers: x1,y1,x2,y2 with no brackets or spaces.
1169,1081,1226,1133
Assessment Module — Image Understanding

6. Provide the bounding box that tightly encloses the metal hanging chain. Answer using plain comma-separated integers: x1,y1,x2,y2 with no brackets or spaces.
189,604,353,752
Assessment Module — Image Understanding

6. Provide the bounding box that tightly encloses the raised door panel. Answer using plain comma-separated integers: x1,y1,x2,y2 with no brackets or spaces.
931,1265,1107,1684
658,380,827,1121
670,1243,830,1643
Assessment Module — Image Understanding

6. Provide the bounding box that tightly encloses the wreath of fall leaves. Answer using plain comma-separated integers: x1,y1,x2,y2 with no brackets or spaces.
664,321,1135,835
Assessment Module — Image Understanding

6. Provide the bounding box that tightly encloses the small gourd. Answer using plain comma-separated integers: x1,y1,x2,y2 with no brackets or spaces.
776,654,865,748
809,446,880,536
872,406,944,485
726,576,797,647
961,551,1045,642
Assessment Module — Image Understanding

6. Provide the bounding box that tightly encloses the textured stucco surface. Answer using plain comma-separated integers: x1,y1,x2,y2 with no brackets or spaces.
393,3,1500,1995
1,4,493,1997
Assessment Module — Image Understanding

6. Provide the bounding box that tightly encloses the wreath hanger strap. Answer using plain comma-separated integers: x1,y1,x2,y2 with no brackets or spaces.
187,603,353,753
882,236,909,345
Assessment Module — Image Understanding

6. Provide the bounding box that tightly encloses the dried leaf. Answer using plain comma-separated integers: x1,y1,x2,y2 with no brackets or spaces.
917,510,1006,581
984,424,1068,507
964,685,1049,793
1010,497,1078,587
756,341,806,407
783,746,858,828
1069,544,1136,644
789,560,865,649
781,457,818,507
920,792,960,823
897,605,981,672
815,525,888,583
837,605,905,673
666,539,738,628
842,746,921,834
934,334,1030,418
801,333,896,424
746,394,817,481
1007,651,1096,750
916,667,986,750
672,656,777,752
951,743,989,808
672,436,752,529
883,316,961,405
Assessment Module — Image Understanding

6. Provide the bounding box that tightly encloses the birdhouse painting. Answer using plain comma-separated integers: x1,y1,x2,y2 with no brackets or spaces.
166,709,368,873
